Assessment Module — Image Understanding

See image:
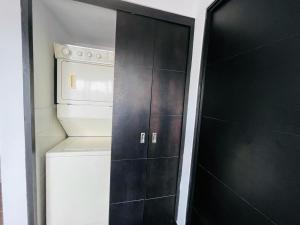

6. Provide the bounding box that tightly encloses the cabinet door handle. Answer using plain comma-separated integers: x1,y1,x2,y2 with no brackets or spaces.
152,132,157,144
140,132,146,144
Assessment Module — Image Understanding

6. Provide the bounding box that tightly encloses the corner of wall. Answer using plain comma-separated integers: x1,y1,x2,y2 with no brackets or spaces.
176,2,212,225
32,2,69,225
0,0,29,224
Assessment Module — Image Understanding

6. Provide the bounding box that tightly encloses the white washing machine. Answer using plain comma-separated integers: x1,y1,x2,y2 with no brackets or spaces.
46,44,114,225
46,137,111,225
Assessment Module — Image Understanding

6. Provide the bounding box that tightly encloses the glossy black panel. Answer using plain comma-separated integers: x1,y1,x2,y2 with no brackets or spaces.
115,11,155,67
144,197,176,225
113,11,189,224
113,65,153,117
207,0,298,63
149,115,182,158
112,65,152,160
110,160,146,203
190,209,202,225
146,157,178,198
110,201,144,225
154,21,189,71
198,117,300,225
204,36,300,135
192,167,274,225
112,113,149,160
151,69,186,115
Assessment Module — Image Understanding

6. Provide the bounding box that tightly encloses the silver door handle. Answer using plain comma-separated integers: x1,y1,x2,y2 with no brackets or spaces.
152,132,157,144
140,132,145,144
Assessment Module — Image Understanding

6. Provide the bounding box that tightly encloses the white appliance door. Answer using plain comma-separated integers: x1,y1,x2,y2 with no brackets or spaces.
61,61,114,103
47,154,111,225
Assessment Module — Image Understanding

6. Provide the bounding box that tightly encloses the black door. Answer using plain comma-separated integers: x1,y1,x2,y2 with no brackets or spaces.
144,20,188,225
110,12,154,225
112,12,155,160
110,11,189,225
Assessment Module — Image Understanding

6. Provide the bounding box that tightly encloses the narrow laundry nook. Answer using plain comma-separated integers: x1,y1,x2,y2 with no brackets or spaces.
32,1,190,225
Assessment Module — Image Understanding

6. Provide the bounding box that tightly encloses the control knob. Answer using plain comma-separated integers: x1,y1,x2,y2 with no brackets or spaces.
62,47,71,56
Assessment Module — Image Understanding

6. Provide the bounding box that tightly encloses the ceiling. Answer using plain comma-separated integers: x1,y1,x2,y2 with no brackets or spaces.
40,0,213,49
42,0,117,49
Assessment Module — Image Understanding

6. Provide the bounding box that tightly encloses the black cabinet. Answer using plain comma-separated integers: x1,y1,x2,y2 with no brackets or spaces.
112,65,152,160
110,201,144,225
110,11,189,225
154,21,189,71
149,115,182,158
146,158,179,198
151,69,186,115
115,12,155,68
110,160,147,203
144,197,176,225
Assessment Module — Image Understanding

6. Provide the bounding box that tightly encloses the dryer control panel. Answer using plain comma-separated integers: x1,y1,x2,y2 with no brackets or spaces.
54,43,114,65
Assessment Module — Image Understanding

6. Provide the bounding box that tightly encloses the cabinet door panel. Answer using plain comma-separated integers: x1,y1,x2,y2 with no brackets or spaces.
146,157,179,198
154,21,189,71
112,65,152,160
144,197,176,225
113,65,152,116
115,11,155,67
110,159,146,203
151,69,186,115
112,11,190,225
149,115,182,158
110,201,144,225
112,113,149,160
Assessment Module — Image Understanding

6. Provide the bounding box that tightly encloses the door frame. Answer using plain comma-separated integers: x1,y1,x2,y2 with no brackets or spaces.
21,0,36,224
184,0,228,225
21,0,196,224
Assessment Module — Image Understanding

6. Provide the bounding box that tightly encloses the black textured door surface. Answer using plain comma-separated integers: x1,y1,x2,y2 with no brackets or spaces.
191,0,300,224
145,20,188,225
149,115,182,158
112,65,153,160
110,12,154,225
110,11,189,225
112,11,155,160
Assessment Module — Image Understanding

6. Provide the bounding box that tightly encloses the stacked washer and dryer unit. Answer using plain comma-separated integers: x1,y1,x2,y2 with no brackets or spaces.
46,43,114,225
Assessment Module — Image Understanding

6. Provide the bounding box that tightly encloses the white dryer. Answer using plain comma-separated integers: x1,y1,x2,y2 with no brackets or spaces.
54,43,114,137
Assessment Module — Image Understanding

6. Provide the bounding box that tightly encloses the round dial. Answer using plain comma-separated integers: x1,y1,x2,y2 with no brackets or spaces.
62,47,71,56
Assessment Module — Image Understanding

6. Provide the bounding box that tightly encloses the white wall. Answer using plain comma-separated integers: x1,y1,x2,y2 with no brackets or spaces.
0,1,29,225
32,1,68,225
177,1,214,224
124,0,200,17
